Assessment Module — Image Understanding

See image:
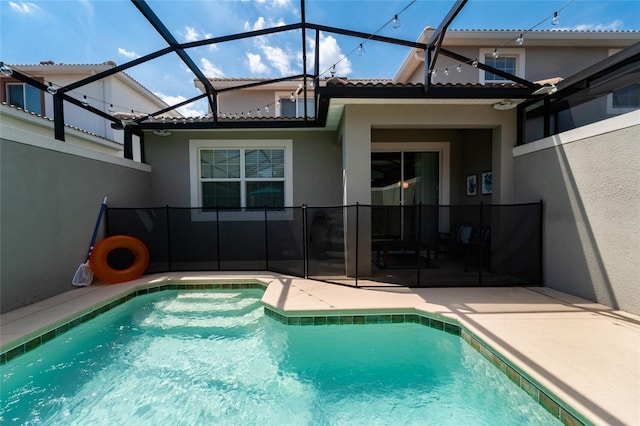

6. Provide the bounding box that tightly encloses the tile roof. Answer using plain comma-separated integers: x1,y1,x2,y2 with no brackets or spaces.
1,102,123,145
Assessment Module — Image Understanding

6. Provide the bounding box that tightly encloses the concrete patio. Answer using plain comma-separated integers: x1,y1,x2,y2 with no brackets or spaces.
1,272,638,426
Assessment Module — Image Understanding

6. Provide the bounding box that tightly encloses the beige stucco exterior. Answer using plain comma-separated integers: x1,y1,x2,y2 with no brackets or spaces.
513,111,640,314
0,115,152,312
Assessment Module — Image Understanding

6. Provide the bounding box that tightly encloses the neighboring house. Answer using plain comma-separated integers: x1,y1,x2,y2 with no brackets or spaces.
1,26,638,316
0,61,181,160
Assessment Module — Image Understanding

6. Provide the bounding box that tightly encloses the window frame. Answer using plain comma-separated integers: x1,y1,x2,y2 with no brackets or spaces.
478,48,525,84
607,84,640,114
274,91,315,118
189,139,293,221
606,49,640,114
5,82,43,114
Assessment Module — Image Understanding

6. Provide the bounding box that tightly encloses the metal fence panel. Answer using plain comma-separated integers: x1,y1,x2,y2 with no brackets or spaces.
105,203,542,288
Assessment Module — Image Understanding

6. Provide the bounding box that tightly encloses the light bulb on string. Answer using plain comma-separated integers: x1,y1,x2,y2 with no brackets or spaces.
330,64,336,77
444,68,449,76
431,69,437,78
108,104,114,114
516,34,524,45
0,64,13,76
358,43,365,56
472,58,479,67
456,64,462,72
392,15,400,29
81,96,89,107
552,11,559,25
265,105,270,113
47,82,57,95
492,49,500,59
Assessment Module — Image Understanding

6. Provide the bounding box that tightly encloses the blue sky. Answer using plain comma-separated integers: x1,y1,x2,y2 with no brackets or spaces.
1,0,638,116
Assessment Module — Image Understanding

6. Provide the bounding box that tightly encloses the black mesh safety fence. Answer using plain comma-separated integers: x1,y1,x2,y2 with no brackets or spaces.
105,202,542,287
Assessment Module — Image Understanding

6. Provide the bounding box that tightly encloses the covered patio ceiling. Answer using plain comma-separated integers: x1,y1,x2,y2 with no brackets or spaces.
3,0,547,135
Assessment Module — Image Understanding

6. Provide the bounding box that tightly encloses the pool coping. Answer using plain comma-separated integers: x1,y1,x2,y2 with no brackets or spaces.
2,272,639,426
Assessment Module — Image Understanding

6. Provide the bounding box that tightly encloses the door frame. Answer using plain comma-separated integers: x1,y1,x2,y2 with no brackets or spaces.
371,142,451,207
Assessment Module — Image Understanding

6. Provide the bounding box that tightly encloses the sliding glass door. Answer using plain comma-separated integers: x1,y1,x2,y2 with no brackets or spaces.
371,151,439,240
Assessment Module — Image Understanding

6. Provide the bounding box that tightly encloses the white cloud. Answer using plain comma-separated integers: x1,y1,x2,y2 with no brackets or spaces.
308,33,352,77
246,52,269,74
200,58,224,78
260,43,295,75
118,48,141,59
245,16,267,31
118,47,140,59
570,20,624,31
184,26,199,42
244,16,286,32
154,92,207,117
180,26,216,50
8,1,39,13
79,0,94,19
256,0,292,8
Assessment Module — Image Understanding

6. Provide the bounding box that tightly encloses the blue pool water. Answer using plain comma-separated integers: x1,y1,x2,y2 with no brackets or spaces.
1,290,560,425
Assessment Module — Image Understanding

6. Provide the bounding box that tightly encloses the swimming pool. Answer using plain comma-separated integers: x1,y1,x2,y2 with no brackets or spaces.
1,289,561,425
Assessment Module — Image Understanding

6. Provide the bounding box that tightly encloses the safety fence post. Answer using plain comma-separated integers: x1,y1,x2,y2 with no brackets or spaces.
166,205,173,271
355,203,359,288
302,205,308,278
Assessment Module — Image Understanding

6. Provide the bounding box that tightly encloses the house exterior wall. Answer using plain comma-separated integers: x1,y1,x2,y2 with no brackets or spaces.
1,65,178,154
0,121,152,313
340,103,516,204
406,46,620,85
513,111,640,315
143,129,343,207
337,103,517,275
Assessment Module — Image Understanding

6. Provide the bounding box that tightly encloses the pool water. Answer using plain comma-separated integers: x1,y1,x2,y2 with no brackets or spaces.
1,290,560,425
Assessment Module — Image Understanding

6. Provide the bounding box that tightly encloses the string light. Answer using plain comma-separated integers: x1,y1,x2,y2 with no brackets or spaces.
392,15,401,29
108,104,115,114
456,64,462,72
81,95,89,107
321,0,417,79
472,58,479,67
492,48,500,59
480,0,575,74
443,68,449,76
47,82,58,95
0,64,12,76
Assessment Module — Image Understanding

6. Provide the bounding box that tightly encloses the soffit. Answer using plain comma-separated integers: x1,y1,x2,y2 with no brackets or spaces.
324,98,506,131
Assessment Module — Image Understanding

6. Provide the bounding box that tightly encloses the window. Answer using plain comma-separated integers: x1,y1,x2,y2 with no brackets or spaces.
612,84,640,109
606,50,640,114
484,56,516,81
6,83,42,114
479,48,525,84
276,92,315,118
190,139,293,214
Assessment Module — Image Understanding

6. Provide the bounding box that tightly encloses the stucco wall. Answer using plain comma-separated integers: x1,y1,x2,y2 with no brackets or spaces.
0,133,152,313
513,111,640,314
143,129,343,207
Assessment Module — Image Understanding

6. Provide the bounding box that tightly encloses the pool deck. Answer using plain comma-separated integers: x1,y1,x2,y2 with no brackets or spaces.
1,272,639,426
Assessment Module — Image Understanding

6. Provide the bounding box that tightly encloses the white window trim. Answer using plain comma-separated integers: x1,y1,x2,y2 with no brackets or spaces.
274,91,296,118
189,139,293,221
479,48,525,84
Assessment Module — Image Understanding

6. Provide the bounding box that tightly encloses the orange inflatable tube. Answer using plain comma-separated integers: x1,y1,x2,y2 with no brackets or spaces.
89,235,149,284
